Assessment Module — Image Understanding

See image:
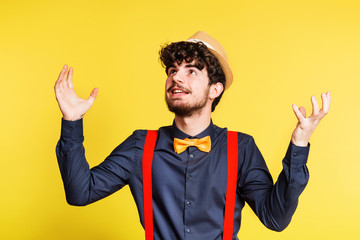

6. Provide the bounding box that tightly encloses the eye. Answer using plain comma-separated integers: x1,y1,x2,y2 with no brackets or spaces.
168,69,177,75
189,69,197,75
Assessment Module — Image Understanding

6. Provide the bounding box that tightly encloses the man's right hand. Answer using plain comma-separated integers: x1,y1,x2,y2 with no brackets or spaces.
54,65,99,121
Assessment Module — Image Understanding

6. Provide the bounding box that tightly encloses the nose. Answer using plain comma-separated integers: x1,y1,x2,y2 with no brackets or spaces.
172,71,184,84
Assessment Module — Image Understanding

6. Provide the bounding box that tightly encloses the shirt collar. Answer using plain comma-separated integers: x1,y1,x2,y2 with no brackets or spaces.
171,119,215,141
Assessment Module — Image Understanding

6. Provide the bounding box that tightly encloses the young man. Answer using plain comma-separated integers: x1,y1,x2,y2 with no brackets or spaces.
55,31,330,240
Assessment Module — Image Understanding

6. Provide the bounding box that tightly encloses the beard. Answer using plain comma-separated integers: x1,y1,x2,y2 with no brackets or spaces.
165,86,210,117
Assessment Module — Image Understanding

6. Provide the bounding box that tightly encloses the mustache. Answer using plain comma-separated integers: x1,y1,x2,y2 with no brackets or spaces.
167,84,191,93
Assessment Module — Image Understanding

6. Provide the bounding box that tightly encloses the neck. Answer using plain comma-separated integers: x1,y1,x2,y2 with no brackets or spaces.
174,108,212,136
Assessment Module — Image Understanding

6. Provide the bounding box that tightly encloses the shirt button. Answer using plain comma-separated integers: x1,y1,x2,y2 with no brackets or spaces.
186,200,191,206
293,152,298,157
189,154,194,158
185,228,191,233
187,175,192,181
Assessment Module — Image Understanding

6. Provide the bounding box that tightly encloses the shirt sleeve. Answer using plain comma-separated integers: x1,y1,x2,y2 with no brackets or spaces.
238,135,310,231
56,118,142,206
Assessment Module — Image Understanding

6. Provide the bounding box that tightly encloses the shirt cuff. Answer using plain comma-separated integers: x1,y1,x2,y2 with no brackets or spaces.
61,118,83,138
284,142,310,164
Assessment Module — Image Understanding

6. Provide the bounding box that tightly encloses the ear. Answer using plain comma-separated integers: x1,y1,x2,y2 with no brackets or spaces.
209,82,224,100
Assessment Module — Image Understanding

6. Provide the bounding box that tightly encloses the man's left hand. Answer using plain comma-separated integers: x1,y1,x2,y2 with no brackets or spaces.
291,92,331,147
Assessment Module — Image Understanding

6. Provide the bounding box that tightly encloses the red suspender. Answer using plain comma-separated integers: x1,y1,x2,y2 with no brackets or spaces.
142,130,238,240
223,131,238,239
143,130,158,240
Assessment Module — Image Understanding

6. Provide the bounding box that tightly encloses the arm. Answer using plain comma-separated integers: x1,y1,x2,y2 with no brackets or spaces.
54,65,135,205
239,92,331,231
56,119,139,206
239,138,309,231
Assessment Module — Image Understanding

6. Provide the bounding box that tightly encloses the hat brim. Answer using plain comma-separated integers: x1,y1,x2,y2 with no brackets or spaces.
207,49,233,90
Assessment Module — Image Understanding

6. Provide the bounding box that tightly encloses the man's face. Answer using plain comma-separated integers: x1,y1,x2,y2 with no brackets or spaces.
165,60,211,117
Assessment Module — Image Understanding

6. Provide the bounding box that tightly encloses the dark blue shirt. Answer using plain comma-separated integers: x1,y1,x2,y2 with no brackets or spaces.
56,119,310,240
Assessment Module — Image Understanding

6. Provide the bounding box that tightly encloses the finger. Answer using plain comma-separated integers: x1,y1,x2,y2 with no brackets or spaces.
67,67,74,88
55,65,68,89
60,66,69,89
321,91,331,115
87,88,99,105
292,104,305,122
299,106,306,117
57,65,67,80
311,95,319,115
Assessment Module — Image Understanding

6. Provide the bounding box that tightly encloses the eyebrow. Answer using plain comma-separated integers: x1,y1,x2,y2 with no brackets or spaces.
184,64,201,70
167,64,201,72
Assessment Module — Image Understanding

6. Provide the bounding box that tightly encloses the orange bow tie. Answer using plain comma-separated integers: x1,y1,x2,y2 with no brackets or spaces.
173,136,211,154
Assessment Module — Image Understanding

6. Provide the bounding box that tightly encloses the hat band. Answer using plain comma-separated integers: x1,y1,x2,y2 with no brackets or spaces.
186,38,215,51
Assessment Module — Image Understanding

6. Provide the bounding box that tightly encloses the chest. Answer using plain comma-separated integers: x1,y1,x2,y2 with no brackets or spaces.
151,145,229,204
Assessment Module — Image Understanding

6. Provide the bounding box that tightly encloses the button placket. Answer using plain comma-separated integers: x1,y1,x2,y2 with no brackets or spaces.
184,147,196,239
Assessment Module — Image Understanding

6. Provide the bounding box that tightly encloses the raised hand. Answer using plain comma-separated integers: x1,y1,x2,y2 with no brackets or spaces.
54,65,99,121
291,92,331,146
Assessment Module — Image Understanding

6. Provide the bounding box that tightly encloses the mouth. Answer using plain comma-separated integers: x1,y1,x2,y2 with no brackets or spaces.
168,85,190,95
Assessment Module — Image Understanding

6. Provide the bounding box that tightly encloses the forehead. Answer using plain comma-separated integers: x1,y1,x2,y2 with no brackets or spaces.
169,60,206,70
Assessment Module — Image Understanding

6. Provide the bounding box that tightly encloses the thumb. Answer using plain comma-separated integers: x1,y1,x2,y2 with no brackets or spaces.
292,104,305,122
87,88,99,104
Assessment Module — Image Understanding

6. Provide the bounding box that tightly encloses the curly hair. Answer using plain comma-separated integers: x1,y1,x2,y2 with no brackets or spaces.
159,41,226,112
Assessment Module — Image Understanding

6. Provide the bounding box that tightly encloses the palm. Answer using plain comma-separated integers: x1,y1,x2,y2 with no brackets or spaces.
54,65,98,121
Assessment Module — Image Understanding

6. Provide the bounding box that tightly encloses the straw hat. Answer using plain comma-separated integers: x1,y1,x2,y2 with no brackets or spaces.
186,31,233,90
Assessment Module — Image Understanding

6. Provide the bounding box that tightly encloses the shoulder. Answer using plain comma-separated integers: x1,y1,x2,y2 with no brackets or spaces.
132,126,172,138
130,125,172,146
237,132,255,146
213,124,255,146
109,130,147,155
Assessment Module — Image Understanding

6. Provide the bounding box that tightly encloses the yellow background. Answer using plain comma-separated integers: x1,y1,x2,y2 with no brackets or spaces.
0,0,358,239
